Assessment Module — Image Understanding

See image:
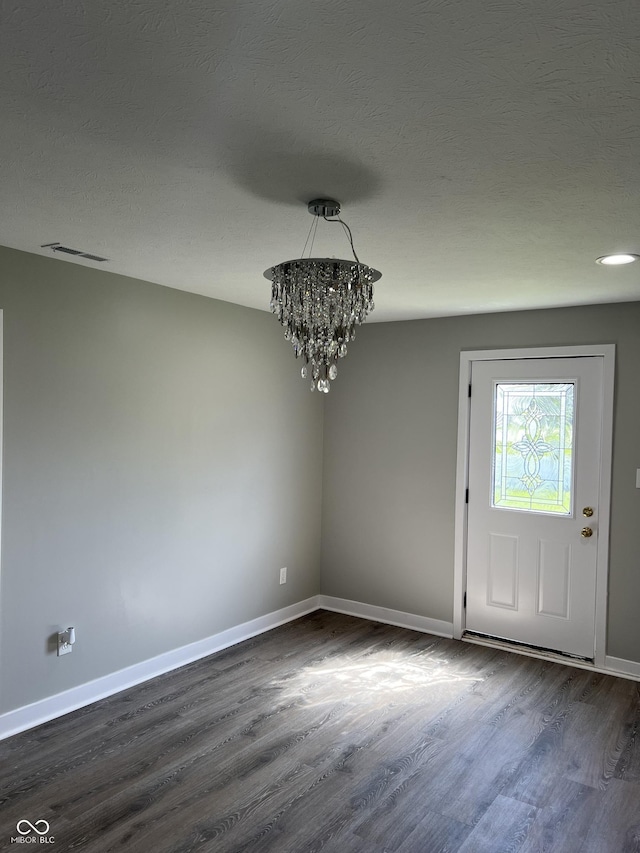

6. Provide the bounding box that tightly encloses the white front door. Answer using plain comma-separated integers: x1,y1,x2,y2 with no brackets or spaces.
465,357,604,659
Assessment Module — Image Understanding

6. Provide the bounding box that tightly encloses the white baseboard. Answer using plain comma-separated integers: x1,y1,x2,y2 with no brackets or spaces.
5,596,634,742
605,655,640,680
0,597,320,742
0,596,453,741
318,595,454,638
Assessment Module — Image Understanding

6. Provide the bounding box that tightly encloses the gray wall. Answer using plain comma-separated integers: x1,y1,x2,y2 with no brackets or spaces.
0,246,323,714
2,244,639,718
321,303,640,662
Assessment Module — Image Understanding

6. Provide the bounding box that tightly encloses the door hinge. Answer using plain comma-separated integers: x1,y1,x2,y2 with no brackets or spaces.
468,383,472,397
464,592,467,609
465,488,469,504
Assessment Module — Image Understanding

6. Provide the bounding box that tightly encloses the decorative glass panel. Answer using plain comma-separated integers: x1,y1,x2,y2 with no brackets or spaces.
492,383,574,514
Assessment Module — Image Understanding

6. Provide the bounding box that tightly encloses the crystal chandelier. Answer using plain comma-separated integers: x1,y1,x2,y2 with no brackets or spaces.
265,199,381,393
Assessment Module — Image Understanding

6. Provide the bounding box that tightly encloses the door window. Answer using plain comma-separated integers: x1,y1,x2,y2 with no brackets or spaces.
492,382,574,515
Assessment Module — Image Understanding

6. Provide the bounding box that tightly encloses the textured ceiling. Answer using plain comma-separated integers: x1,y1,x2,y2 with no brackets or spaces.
1,0,638,321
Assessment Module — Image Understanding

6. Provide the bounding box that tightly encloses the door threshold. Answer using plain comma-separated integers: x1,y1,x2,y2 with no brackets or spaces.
462,631,593,667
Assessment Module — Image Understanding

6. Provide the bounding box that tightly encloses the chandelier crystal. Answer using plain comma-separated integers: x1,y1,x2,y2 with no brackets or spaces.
265,199,381,393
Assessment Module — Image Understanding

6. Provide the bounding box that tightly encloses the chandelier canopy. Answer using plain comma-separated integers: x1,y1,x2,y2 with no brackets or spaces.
265,199,381,393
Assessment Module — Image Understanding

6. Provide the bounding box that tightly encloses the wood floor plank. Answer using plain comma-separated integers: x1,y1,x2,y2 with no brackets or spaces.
61,703,352,850
581,776,640,852
1,610,639,852
499,700,583,807
352,755,466,851
616,703,640,783
455,794,538,853
422,710,539,827
564,700,631,789
517,777,599,853
498,673,636,808
395,809,472,853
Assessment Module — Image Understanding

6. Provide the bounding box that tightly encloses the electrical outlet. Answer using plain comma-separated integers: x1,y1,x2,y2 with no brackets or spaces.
57,632,73,656
57,626,76,656
279,567,287,585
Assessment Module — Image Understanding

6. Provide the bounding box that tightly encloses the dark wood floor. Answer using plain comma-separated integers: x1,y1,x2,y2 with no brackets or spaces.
1,611,640,852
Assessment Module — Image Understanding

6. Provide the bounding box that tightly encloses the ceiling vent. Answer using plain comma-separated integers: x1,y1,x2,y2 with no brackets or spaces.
40,243,109,262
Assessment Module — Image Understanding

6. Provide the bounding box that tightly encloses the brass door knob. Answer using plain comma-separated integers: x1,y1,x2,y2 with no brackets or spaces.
583,507,594,517
581,527,593,538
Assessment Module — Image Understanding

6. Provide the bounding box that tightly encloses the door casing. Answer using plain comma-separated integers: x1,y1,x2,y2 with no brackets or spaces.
453,345,615,668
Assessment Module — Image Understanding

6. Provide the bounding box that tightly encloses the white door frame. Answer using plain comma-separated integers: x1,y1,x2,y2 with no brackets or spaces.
453,344,615,668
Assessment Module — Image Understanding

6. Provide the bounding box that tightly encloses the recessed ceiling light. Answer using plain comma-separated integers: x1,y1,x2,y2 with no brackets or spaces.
595,254,640,266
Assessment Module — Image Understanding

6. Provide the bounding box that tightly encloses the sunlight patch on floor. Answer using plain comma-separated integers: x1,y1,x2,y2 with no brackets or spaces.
272,649,482,707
